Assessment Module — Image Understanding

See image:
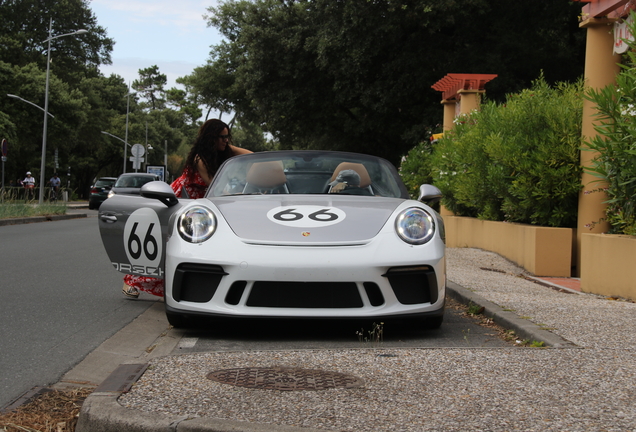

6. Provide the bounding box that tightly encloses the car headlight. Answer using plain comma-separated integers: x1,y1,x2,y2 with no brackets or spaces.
395,207,435,245
178,206,217,243
107,190,115,198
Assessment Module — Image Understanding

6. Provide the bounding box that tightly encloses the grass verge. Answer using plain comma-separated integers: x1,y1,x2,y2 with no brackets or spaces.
0,204,67,220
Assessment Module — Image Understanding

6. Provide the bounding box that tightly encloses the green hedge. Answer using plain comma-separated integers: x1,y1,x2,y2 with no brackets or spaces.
401,76,583,228
584,12,636,235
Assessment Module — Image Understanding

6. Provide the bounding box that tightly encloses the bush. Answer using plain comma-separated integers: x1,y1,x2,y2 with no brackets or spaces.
399,137,435,199
584,11,636,235
402,75,583,228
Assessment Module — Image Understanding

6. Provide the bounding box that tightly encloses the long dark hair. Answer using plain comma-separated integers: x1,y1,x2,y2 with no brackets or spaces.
184,119,233,178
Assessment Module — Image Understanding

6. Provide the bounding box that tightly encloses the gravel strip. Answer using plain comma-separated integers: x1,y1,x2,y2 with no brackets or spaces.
446,248,636,349
119,248,636,431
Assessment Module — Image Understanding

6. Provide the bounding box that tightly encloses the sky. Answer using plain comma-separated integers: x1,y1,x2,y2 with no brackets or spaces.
89,0,224,90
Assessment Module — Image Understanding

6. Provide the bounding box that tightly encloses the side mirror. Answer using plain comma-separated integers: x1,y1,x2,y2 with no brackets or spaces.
417,184,442,205
141,181,179,207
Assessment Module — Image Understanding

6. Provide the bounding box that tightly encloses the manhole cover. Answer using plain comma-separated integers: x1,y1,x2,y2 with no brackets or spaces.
207,366,364,391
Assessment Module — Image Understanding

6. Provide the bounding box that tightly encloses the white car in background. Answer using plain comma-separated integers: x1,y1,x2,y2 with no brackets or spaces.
98,151,446,328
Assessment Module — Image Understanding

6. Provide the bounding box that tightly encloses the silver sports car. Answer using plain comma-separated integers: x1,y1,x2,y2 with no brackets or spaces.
98,151,446,328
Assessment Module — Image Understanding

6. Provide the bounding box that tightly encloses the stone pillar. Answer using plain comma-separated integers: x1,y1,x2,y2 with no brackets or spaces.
442,100,457,131
576,19,621,275
457,90,484,115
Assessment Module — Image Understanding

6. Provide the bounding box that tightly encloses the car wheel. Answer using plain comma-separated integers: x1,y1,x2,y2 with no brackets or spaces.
424,315,444,330
88,203,95,210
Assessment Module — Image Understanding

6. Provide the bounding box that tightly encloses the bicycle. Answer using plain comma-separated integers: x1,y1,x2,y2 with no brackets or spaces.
49,187,59,203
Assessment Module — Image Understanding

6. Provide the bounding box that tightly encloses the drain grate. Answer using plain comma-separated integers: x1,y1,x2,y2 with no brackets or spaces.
207,366,364,391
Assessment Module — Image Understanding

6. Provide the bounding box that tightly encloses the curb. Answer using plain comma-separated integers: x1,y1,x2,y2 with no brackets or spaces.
446,281,579,348
0,213,87,226
76,392,326,432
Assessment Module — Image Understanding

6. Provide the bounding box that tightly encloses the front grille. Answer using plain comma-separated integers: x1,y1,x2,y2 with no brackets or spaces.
363,282,385,306
225,281,247,305
172,263,227,303
383,265,438,305
246,281,363,308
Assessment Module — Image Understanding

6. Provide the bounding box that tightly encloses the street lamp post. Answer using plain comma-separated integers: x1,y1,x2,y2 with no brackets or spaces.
101,131,132,172
123,87,133,173
7,94,55,119
38,18,87,204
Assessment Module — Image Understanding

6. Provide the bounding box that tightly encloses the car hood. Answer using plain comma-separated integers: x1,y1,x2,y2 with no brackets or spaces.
206,195,405,245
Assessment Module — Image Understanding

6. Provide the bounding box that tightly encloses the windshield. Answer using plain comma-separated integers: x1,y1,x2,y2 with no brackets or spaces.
208,151,408,198
95,179,115,188
115,175,157,188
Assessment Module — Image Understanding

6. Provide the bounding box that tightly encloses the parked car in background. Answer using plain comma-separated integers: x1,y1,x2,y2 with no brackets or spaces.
98,151,446,329
88,177,117,210
108,173,162,198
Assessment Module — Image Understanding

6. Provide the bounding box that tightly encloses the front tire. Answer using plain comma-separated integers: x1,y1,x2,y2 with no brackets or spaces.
424,315,444,330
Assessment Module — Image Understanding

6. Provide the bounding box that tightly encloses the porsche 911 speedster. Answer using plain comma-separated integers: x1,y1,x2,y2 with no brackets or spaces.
98,151,446,328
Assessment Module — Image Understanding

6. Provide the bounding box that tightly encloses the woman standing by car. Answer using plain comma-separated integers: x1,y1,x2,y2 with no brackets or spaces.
122,119,252,298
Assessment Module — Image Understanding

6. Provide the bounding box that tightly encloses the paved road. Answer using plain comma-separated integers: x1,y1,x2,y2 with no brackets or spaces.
0,213,158,409
173,303,509,355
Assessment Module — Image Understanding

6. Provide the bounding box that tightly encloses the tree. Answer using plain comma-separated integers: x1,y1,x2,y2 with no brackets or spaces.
231,117,277,152
0,0,114,85
166,88,202,126
133,65,167,111
177,61,239,122
201,0,586,166
0,0,116,196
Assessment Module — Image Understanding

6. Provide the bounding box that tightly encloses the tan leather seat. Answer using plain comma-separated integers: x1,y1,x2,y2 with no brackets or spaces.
328,162,373,195
244,161,289,193
329,162,371,187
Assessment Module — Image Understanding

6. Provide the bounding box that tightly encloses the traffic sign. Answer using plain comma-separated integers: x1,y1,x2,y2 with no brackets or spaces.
131,144,145,157
1,139,7,157
130,156,144,170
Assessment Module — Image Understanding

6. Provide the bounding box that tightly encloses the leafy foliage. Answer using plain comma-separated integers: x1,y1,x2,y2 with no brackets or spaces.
408,76,583,228
0,0,588,199
133,65,168,111
0,0,114,84
399,137,435,199
0,2,202,197
584,12,636,235
196,0,585,166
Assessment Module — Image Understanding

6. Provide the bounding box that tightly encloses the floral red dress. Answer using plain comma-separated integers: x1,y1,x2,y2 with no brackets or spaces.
123,166,208,297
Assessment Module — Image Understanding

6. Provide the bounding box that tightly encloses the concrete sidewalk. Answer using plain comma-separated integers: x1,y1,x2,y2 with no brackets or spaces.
71,272,596,432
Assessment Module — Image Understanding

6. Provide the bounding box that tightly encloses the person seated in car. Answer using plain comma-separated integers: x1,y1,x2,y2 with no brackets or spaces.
328,169,362,194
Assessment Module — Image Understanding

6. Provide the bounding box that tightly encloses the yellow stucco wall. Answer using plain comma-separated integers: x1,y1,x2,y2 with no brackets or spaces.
443,216,573,277
581,233,636,300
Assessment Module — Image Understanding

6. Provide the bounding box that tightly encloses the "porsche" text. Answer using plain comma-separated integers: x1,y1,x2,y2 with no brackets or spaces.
112,262,165,277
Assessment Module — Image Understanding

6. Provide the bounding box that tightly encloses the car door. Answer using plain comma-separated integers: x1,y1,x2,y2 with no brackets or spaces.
98,192,185,279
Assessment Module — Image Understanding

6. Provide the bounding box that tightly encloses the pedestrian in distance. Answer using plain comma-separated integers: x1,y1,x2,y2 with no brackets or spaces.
49,173,61,201
23,172,35,201
122,119,252,298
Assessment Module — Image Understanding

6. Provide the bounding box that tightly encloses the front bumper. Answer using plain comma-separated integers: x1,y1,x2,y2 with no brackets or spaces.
163,230,446,320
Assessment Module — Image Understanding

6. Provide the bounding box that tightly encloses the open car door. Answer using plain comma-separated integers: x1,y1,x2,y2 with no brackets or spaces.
98,181,185,279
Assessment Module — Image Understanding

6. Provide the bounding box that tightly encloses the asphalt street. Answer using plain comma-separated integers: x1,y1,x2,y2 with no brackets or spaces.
173,303,510,354
0,213,158,409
